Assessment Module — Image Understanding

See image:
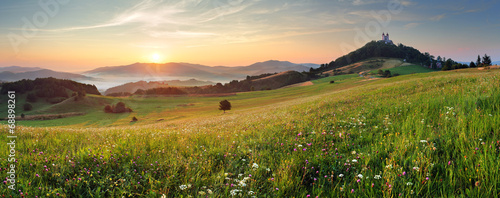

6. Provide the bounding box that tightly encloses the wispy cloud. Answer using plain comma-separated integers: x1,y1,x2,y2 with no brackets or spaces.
404,22,421,29
430,14,446,21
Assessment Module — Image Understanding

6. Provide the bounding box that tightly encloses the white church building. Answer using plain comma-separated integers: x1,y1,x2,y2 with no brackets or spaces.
379,33,394,44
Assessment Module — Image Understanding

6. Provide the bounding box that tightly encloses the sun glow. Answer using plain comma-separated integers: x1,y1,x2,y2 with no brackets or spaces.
151,53,162,63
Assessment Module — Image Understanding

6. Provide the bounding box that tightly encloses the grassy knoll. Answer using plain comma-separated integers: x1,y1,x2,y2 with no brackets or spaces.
1,68,499,197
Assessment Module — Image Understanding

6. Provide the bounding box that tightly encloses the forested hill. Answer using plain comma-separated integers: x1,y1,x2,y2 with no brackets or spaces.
0,77,100,96
314,41,431,72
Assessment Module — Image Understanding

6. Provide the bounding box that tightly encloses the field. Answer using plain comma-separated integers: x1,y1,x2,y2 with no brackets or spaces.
1,68,500,197
368,65,436,76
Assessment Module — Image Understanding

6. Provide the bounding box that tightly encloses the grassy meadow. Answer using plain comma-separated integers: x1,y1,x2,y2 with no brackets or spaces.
1,68,500,197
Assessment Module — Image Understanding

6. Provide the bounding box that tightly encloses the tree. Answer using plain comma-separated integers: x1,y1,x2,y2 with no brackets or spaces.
482,54,492,66
114,102,128,113
476,55,481,67
219,100,231,113
469,61,476,68
384,70,392,78
377,69,384,76
23,103,33,111
104,105,113,113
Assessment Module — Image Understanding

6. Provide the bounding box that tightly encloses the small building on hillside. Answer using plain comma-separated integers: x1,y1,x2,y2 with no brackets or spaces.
379,33,394,44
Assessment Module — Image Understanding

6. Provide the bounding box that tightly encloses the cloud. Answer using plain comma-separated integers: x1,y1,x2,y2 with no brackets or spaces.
400,0,416,6
404,22,421,29
430,14,446,21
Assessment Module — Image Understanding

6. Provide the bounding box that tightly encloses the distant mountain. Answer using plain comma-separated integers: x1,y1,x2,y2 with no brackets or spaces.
0,66,44,73
104,79,214,95
493,61,500,65
0,69,92,82
83,60,315,83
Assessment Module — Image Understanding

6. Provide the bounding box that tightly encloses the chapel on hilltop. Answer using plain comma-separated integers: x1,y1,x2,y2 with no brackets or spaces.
379,33,394,44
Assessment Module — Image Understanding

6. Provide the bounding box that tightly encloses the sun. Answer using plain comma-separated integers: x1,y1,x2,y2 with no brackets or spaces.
151,53,162,63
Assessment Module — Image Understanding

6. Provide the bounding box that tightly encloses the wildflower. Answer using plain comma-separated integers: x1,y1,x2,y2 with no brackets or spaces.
413,167,419,171
179,185,188,190
374,175,381,179
161,194,167,198
266,168,270,172
351,151,356,155
339,174,344,178
248,191,255,195
198,191,206,195
230,189,242,196
352,159,358,163
207,189,213,194
420,140,427,143
406,182,413,186
298,144,303,147
351,189,354,193
385,164,393,169
252,163,259,169
357,179,361,183
357,174,363,179
371,183,374,187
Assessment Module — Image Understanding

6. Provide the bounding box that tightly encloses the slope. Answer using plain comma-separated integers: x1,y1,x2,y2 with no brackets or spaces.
3,68,500,197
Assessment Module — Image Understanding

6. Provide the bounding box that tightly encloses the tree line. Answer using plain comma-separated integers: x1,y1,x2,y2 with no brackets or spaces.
0,77,100,97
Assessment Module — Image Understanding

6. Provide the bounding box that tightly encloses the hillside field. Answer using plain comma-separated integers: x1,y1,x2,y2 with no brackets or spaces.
1,68,500,197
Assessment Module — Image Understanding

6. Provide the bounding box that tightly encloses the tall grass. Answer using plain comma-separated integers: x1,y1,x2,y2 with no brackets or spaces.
1,69,499,197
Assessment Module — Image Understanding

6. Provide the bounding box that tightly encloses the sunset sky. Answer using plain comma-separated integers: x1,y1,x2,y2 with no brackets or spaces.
1,0,499,72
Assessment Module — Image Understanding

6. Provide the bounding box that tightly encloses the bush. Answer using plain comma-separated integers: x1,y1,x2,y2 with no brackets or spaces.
131,116,138,122
330,81,335,84
114,102,128,113
104,105,113,113
24,103,33,111
21,113,25,118
104,102,133,113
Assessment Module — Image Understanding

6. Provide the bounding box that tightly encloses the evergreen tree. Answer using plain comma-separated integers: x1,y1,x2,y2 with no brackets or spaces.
482,54,492,66
476,55,482,67
469,61,476,68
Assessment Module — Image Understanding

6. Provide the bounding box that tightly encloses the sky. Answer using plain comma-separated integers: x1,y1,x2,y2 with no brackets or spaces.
0,0,499,72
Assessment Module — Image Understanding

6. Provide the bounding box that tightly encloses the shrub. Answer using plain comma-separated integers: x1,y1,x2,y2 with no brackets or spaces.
131,116,138,122
104,105,113,113
104,102,133,113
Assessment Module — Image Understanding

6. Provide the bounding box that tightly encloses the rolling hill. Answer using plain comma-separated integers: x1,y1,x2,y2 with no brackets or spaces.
4,68,500,197
0,68,92,82
0,66,43,73
83,60,316,82
104,79,214,95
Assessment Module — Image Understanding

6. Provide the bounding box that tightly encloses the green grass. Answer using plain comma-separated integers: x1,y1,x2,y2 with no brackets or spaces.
1,68,500,197
369,65,437,76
